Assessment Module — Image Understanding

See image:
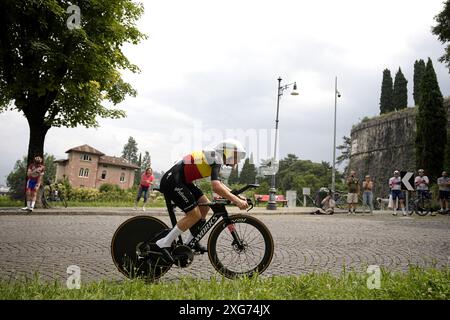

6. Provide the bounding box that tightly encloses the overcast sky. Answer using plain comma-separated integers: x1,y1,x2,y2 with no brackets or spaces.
1,0,450,185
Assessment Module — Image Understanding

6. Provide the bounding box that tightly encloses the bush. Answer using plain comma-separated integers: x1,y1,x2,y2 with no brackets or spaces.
99,183,121,193
70,188,100,202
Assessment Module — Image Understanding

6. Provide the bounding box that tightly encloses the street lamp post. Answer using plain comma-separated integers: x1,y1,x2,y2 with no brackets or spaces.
267,77,298,210
331,76,341,197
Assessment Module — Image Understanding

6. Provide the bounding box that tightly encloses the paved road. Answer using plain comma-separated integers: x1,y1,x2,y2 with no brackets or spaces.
0,213,449,283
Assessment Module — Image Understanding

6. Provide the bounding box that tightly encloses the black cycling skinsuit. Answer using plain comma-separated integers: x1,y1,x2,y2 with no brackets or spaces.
159,150,222,213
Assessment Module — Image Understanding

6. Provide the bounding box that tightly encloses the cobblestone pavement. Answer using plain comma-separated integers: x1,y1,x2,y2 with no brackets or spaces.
0,213,449,283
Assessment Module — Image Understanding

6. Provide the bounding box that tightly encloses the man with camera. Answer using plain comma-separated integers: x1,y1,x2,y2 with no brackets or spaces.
346,170,360,215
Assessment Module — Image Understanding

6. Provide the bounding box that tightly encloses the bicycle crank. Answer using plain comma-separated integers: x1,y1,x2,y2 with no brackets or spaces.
172,245,194,268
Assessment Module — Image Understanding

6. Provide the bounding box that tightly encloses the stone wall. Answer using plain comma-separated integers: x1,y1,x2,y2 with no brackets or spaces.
348,98,450,198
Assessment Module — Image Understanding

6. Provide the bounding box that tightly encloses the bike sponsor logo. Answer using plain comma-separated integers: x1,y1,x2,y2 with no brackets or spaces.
223,218,247,228
174,187,189,203
195,216,218,241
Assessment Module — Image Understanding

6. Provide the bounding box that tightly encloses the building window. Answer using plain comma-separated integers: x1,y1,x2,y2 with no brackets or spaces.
79,168,89,178
120,173,125,182
101,170,107,180
80,154,92,161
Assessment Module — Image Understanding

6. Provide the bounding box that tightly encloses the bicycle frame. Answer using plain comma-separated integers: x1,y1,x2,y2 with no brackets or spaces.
162,184,257,249
164,196,243,248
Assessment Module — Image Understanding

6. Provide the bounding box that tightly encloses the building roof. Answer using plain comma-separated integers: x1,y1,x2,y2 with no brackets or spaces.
54,159,68,163
66,144,105,156
99,156,140,169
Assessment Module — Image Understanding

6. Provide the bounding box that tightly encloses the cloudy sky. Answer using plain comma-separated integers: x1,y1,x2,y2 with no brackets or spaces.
1,0,449,185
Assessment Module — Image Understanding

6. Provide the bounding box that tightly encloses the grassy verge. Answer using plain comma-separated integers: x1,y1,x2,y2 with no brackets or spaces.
0,196,22,207
1,267,448,300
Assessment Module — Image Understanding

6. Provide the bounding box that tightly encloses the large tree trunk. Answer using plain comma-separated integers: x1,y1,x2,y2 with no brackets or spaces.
24,119,50,209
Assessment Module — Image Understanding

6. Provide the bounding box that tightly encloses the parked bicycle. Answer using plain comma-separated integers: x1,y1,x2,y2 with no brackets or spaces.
407,190,432,216
333,191,348,209
42,182,68,208
111,184,274,281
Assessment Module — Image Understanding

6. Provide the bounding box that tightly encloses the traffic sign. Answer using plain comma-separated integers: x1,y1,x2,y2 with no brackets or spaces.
401,171,414,191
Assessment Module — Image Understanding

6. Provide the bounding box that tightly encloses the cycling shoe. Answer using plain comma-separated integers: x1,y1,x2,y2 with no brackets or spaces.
192,242,207,254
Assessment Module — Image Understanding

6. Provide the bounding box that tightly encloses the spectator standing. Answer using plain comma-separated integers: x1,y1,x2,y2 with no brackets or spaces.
437,171,450,213
389,170,406,216
415,169,433,216
362,175,374,214
133,168,154,211
414,169,430,198
346,170,360,215
21,156,45,213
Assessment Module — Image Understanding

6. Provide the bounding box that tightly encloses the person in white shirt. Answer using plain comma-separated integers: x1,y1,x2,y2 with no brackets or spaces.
414,169,429,195
389,170,406,216
437,171,450,213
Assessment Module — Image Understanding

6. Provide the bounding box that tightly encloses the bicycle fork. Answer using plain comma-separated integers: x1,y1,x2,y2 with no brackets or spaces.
225,221,245,251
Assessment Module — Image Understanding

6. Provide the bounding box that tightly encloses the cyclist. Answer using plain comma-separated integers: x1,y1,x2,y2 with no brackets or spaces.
155,139,249,263
389,170,406,216
21,155,45,212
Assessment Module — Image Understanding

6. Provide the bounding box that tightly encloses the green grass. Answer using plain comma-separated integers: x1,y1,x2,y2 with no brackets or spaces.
1,267,448,300
0,196,22,207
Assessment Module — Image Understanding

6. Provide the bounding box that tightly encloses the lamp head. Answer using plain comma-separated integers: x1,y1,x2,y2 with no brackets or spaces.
290,82,299,96
337,90,341,98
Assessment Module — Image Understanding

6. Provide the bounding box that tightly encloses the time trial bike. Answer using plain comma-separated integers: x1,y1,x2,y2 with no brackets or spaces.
111,184,274,281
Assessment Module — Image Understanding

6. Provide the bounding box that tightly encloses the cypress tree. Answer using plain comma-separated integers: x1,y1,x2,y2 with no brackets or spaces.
415,58,447,180
228,165,239,185
393,68,408,110
379,69,394,114
239,158,257,185
413,59,426,106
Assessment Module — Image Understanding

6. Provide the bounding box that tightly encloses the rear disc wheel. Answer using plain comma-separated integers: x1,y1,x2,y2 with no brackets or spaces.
111,216,172,281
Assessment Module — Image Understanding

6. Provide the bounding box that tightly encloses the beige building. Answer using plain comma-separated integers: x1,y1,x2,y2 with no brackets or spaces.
55,145,139,189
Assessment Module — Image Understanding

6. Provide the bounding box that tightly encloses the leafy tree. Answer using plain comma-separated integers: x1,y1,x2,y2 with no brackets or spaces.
239,158,257,185
432,0,450,72
134,152,142,186
141,151,151,171
0,0,146,189
228,164,239,185
273,155,345,200
415,58,447,180
122,136,139,164
379,69,394,114
413,59,426,106
6,154,56,199
393,68,408,110
336,136,351,174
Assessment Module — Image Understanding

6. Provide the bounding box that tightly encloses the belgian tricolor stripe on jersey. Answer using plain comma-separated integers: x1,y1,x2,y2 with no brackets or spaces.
182,151,213,183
